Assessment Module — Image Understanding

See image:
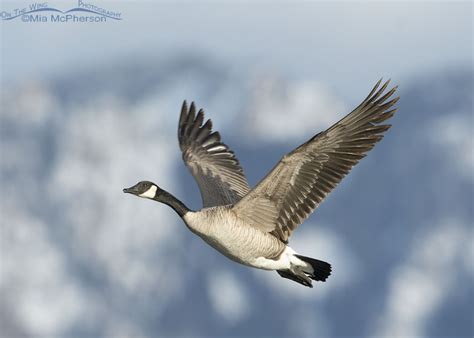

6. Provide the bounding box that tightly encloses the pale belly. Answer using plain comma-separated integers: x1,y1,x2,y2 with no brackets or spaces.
183,209,290,270
199,233,292,271
199,234,252,266
194,223,290,270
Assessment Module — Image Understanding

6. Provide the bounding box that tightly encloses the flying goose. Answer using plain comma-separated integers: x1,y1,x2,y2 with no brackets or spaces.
124,79,398,288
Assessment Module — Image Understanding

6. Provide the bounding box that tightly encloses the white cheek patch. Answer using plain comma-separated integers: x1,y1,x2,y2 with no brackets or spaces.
139,185,157,199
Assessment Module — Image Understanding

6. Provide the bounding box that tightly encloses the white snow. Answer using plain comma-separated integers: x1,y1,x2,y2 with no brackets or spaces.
373,219,473,337
242,76,346,143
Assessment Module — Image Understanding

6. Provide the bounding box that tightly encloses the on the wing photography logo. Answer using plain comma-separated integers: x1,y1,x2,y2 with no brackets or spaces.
0,1,122,23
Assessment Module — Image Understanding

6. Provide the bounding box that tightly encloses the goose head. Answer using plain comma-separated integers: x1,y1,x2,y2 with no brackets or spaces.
123,180,190,216
123,181,160,199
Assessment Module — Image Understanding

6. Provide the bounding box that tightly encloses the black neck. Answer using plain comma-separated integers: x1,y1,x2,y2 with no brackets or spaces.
153,190,190,217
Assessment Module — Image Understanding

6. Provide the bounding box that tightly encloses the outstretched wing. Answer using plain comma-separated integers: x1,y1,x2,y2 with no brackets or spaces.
178,101,250,208
233,79,399,243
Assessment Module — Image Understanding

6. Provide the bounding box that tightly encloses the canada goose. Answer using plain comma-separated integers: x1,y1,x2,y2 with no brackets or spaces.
124,79,398,288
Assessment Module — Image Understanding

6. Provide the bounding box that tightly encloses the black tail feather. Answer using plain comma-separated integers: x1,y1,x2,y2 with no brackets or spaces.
277,270,313,288
276,255,332,288
295,255,332,282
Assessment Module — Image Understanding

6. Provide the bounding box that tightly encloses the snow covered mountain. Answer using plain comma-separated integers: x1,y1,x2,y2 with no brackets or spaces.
1,55,472,337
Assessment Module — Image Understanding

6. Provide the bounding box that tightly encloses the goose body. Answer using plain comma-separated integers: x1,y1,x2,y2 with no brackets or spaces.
124,79,399,288
183,207,287,269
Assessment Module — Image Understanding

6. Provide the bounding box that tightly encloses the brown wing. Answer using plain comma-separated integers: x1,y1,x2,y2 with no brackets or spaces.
178,101,250,208
232,79,399,242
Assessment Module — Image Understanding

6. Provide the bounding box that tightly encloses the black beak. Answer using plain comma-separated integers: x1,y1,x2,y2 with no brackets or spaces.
123,186,138,195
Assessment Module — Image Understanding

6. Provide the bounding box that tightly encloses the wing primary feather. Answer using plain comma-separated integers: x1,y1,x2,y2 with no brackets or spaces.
189,110,204,138
369,79,391,102
179,100,188,138
372,109,397,123
196,120,213,143
373,86,398,106
185,102,196,136
356,78,382,110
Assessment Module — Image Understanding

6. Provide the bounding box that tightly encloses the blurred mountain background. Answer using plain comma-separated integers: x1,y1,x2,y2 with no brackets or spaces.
1,1,473,337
